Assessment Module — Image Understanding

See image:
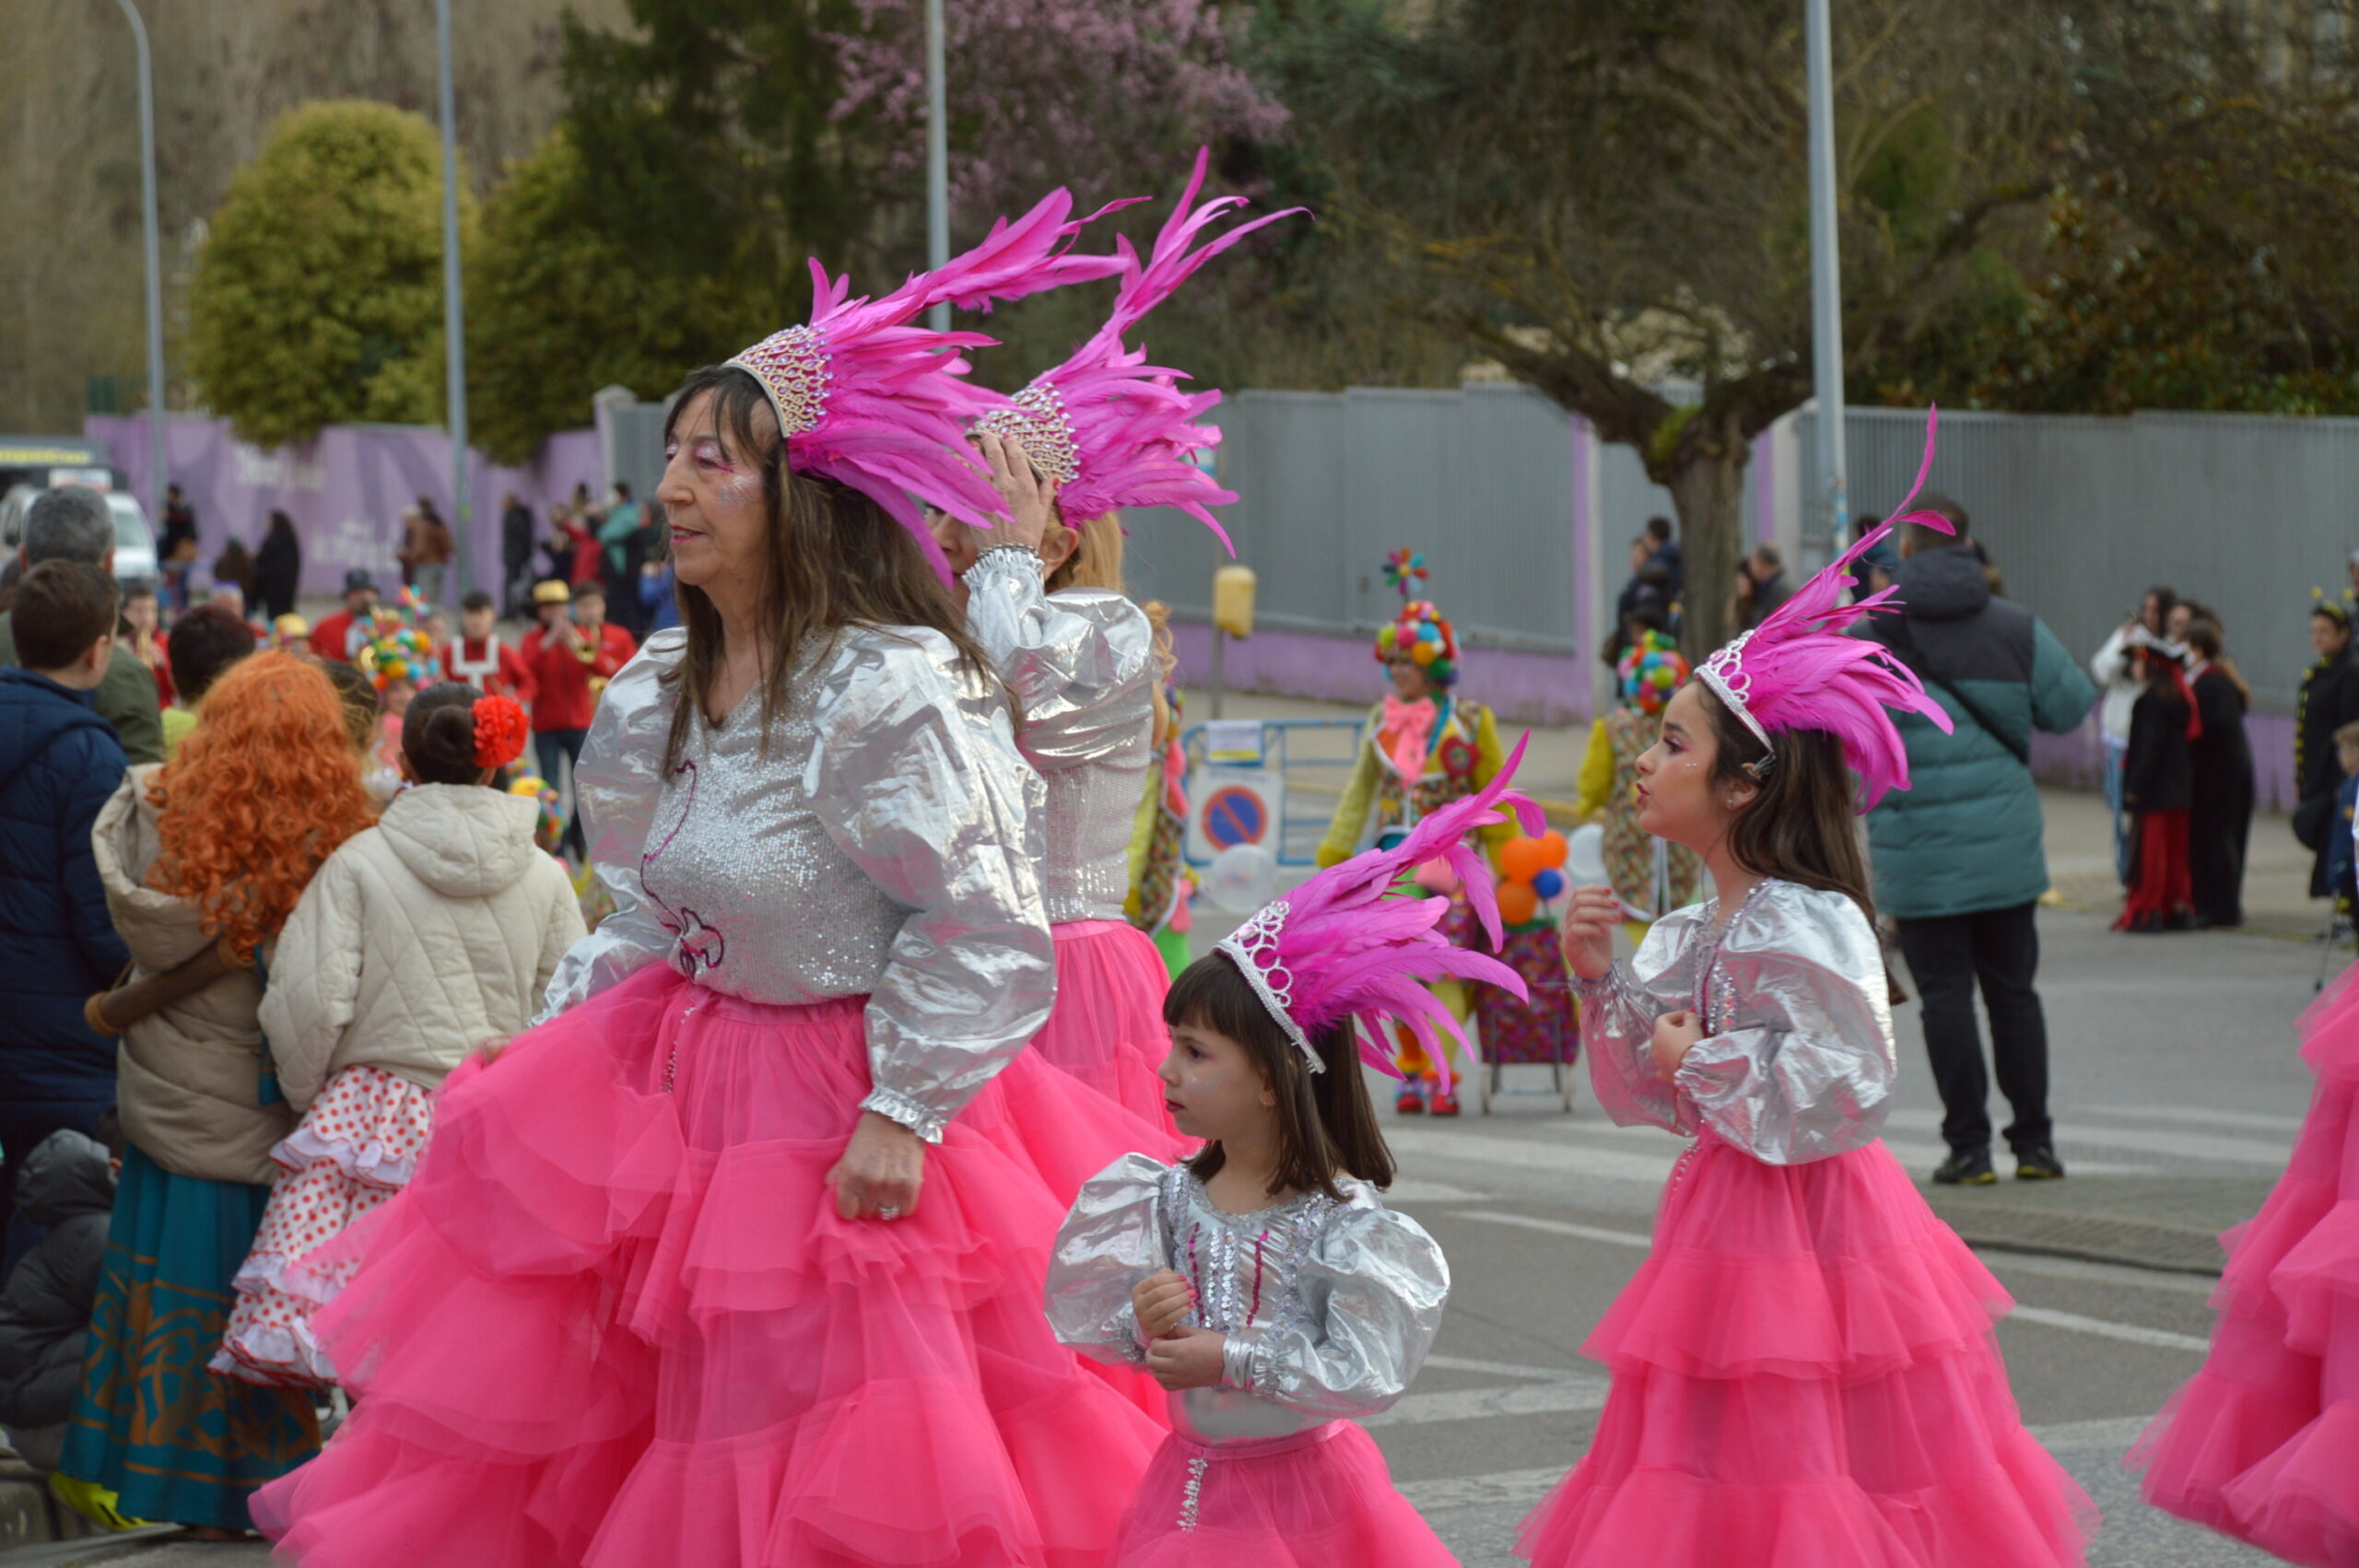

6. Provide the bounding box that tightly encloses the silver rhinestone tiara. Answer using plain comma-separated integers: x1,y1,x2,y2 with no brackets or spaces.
728,325,833,439
975,380,1081,488
1695,629,1774,753
1212,901,1322,1071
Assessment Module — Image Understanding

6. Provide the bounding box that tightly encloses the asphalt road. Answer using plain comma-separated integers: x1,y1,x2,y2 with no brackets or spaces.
1368,905,2318,1567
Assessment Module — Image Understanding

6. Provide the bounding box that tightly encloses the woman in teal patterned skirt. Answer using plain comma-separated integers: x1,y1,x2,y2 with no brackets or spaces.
65,654,376,1533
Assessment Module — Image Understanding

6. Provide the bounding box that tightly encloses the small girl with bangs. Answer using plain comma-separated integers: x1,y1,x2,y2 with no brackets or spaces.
1516,427,2096,1568
1047,766,1541,1567
214,684,585,1387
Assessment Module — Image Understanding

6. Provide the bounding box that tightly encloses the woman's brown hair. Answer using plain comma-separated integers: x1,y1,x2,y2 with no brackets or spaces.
660,365,1004,770
2184,617,2251,707
1694,685,1882,932
402,683,495,787
1165,953,1396,1201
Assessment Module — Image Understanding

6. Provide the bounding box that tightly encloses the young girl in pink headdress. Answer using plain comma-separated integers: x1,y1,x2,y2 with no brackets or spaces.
1048,751,1539,1568
1518,413,2099,1568
933,147,1301,1133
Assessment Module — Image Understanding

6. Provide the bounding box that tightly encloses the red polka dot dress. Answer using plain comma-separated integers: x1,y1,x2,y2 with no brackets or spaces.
213,1064,436,1387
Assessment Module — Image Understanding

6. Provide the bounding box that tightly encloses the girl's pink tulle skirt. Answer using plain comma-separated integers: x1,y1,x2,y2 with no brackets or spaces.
2130,968,2359,1566
249,965,1170,1568
1105,1422,1457,1568
1030,921,1179,1136
1516,1134,2097,1568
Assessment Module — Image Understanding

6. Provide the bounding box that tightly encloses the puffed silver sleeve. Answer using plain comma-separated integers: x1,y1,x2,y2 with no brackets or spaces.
534,628,686,1024
1043,1153,1173,1368
1577,907,1711,1136
1226,1204,1450,1420
807,630,1057,1141
1671,883,1896,1164
961,546,1155,769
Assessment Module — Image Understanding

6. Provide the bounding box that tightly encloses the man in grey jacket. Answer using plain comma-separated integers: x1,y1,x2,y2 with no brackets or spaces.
0,487,163,766
1859,495,2098,1188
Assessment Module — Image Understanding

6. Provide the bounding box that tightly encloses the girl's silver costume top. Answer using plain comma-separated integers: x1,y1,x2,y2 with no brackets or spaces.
1045,1153,1449,1445
536,625,1056,1142
1576,879,1896,1164
961,546,1155,925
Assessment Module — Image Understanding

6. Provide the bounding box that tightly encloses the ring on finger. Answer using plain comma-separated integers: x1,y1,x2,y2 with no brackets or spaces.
877,1203,902,1221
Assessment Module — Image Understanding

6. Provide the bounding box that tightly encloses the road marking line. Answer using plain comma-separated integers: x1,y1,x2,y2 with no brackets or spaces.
2088,1103,2305,1135
1880,1106,2290,1169
1382,1128,1679,1185
2005,1305,2212,1354
1384,1178,1496,1203
1422,1353,1594,1382
1367,1381,1609,1428
1449,1211,1654,1249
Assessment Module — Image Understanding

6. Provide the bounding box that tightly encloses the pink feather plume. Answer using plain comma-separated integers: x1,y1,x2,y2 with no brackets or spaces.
1716,405,1956,808
995,148,1308,550
1245,735,1544,1086
734,188,1127,579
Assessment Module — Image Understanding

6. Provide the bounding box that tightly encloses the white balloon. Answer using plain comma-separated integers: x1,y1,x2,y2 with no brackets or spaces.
1567,824,1608,887
1204,843,1279,913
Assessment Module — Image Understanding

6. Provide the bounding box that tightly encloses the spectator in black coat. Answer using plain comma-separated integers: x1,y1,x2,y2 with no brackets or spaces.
2296,603,2359,896
0,562,129,1278
2118,647,2199,933
2184,617,2256,929
0,1129,115,1471
500,493,536,617
252,511,302,624
1642,514,1683,600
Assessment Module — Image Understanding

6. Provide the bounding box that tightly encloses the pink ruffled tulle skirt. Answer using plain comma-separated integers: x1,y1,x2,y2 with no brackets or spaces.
2130,969,2359,1565
1105,1422,1458,1568
214,1063,437,1387
249,965,1168,1567
1029,921,1179,1136
1516,1134,2097,1567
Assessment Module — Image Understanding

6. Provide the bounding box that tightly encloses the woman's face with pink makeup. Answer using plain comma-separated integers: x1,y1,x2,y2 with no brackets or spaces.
658,391,770,595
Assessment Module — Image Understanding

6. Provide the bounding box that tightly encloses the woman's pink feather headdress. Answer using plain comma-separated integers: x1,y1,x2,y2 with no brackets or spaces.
727,188,1126,576
1215,738,1541,1082
1693,406,1956,808
978,149,1306,552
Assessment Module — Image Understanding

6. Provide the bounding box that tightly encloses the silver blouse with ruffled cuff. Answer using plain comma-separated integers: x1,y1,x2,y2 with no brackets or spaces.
1576,879,1895,1165
1043,1152,1450,1445
961,546,1155,925
534,624,1056,1143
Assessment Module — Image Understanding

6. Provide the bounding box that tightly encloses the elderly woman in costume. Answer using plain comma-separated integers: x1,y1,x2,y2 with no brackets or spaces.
928,151,1300,1130
66,653,376,1536
251,193,1177,1568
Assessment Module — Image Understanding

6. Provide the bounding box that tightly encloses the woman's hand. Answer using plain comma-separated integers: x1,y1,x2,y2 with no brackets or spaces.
1133,1270,1194,1340
826,1111,926,1222
1144,1327,1227,1391
977,430,1059,552
1560,883,1621,981
1651,1009,1704,1081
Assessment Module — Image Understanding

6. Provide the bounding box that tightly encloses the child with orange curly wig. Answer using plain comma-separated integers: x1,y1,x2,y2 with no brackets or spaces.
69,651,377,1535
215,684,585,1388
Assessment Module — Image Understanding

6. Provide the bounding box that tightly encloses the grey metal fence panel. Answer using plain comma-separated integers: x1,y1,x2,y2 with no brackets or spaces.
1811,406,2359,717
603,400,673,508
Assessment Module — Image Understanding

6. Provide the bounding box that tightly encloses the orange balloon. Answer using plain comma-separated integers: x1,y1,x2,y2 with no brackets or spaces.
1537,830,1569,871
1498,837,1545,883
1496,880,1540,925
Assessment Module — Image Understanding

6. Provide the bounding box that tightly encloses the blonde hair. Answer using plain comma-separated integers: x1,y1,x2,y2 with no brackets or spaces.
1141,599,1179,744
1046,511,1126,594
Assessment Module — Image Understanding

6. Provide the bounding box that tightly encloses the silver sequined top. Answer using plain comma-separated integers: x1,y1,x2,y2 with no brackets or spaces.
534,625,1056,1143
1044,1153,1449,1445
1574,879,1895,1165
962,547,1155,925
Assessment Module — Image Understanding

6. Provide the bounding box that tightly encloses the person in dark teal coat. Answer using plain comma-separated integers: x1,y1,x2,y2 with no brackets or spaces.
1858,497,2096,1188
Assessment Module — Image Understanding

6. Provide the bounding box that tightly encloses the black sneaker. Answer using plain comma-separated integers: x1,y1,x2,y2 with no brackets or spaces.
2013,1144,2067,1180
1932,1148,1997,1186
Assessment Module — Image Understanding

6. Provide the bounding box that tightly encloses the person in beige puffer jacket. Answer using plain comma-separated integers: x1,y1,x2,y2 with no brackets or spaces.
214,684,585,1388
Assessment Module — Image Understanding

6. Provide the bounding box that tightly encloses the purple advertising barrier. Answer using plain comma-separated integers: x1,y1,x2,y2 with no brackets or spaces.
84,414,603,603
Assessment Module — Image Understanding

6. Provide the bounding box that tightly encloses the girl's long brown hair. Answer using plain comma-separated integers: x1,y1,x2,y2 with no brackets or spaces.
1166,953,1395,1201
147,652,376,960
1695,685,1882,931
661,365,1004,770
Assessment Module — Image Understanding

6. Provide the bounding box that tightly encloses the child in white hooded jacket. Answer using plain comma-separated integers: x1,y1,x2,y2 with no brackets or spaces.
214,684,585,1387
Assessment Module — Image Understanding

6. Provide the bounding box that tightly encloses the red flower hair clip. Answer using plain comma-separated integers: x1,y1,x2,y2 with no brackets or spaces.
473,696,529,770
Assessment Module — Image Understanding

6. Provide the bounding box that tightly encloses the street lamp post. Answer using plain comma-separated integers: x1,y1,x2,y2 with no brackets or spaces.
1804,0,1848,564
111,0,166,527
436,0,471,599
925,0,949,333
